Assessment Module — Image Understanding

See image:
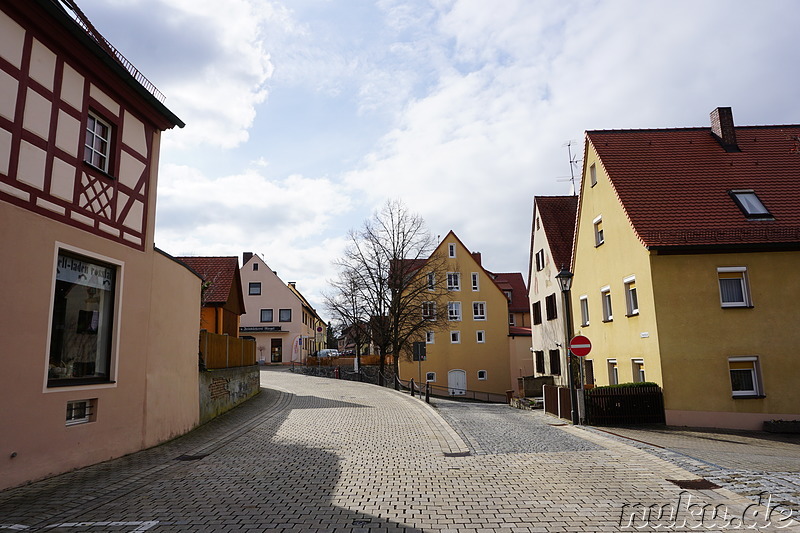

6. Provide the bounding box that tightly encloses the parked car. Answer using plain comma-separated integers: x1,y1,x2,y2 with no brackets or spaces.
316,349,340,358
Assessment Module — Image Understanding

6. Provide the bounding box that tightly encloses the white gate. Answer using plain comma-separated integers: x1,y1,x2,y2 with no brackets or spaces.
448,369,466,396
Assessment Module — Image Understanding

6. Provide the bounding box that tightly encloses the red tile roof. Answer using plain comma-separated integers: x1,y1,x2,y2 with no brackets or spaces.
491,272,529,312
534,196,578,269
176,256,239,305
588,124,800,248
509,326,531,336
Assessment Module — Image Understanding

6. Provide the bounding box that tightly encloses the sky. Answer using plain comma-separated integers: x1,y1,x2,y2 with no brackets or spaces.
78,0,800,318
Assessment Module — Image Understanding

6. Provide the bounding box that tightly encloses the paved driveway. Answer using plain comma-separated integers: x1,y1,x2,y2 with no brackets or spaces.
1,369,798,532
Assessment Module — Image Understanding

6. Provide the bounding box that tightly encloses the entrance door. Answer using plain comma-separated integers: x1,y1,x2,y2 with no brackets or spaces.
271,338,282,363
448,369,466,396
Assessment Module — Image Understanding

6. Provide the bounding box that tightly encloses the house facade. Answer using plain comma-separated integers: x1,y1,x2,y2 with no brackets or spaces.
571,107,800,429
528,196,578,388
239,252,325,364
398,231,513,396
0,0,199,490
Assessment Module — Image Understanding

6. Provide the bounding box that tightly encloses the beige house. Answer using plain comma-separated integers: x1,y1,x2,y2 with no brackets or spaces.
239,252,326,364
0,1,199,490
528,196,579,388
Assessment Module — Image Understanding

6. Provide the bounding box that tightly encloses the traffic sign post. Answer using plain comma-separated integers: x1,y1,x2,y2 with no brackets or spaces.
569,335,591,357
569,335,591,395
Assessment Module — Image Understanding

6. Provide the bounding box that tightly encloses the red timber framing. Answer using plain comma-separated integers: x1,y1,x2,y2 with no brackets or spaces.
0,1,183,251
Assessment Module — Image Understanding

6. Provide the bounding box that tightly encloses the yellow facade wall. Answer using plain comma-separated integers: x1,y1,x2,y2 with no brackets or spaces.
398,234,511,396
651,250,800,427
570,142,664,389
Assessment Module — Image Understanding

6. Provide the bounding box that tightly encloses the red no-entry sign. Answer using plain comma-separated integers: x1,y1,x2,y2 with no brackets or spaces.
569,335,592,357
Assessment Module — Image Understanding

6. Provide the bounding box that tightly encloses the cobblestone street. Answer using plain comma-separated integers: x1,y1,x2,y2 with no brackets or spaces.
1,369,799,532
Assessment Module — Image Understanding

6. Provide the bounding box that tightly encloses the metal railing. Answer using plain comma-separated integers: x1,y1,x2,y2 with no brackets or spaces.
395,376,507,404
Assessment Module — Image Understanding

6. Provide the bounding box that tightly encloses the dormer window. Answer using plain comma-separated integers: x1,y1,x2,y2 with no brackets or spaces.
729,190,772,219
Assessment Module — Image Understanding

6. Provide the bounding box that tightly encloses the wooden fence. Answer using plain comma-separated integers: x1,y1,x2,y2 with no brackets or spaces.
543,384,572,420
200,330,256,370
584,385,665,425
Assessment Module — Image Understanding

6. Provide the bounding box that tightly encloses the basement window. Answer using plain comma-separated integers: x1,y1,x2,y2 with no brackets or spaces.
66,399,96,426
729,190,772,219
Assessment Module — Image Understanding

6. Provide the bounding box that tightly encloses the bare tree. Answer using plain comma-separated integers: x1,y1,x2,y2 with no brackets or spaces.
326,199,451,385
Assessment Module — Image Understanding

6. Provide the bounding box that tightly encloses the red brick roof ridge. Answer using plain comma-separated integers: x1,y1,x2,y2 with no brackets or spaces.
175,256,239,305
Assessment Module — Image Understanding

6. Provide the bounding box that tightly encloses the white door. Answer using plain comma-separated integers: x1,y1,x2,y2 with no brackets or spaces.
448,369,466,396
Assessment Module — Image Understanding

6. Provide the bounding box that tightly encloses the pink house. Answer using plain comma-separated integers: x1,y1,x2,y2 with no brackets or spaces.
0,0,200,489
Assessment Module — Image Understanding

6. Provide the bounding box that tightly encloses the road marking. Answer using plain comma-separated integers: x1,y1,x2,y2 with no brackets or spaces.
1,522,159,531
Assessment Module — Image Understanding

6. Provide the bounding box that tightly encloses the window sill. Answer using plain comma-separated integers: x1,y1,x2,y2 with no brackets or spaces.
595,242,604,248
721,305,754,309
48,379,115,388
625,312,639,318
83,161,116,180
580,323,589,327
602,318,613,323
732,394,766,400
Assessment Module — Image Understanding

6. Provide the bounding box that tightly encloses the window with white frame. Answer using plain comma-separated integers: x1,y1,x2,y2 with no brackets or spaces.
448,243,456,257
448,301,462,321
579,295,589,327
718,267,752,307
477,370,487,380
427,272,435,290
49,251,117,387
589,163,597,187
593,215,604,246
422,301,436,320
447,272,461,291
66,399,96,426
260,309,273,322
248,282,261,295
535,249,545,271
632,358,645,382
601,286,613,321
729,356,762,397
426,372,436,382
426,331,434,344
607,359,618,385
450,331,461,344
279,309,292,322
476,330,485,343
84,112,112,173
624,276,639,316
471,272,479,291
472,302,486,320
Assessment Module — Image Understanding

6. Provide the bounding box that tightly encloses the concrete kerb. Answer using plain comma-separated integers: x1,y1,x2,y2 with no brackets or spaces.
383,387,471,457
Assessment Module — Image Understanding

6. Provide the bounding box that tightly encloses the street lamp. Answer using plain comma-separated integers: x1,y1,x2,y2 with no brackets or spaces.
555,267,579,425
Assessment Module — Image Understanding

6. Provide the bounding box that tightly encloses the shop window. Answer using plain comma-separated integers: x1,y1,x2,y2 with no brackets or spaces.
48,251,117,387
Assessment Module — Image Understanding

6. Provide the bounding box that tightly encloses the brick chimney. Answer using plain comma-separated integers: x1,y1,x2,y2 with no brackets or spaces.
710,107,739,152
243,252,253,264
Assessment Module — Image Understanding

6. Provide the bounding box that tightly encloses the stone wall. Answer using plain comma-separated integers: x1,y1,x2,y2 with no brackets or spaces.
199,365,260,424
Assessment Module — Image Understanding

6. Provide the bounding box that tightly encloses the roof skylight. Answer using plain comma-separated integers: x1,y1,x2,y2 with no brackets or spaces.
729,190,772,219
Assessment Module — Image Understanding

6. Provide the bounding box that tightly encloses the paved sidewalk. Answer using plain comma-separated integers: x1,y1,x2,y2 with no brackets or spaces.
1,369,798,532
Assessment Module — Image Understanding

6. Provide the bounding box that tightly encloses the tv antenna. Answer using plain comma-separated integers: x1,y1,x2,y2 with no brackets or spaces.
555,140,582,195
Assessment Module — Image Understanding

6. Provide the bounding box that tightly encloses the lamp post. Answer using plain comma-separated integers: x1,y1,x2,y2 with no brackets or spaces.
556,267,579,425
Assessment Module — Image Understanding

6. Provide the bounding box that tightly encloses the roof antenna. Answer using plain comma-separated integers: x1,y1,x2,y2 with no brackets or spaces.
556,140,582,196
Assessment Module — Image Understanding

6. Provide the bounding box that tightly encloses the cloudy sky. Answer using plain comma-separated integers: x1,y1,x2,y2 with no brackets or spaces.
79,0,799,316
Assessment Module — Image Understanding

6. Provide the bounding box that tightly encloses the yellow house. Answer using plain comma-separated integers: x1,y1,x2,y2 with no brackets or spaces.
572,107,800,430
398,231,513,397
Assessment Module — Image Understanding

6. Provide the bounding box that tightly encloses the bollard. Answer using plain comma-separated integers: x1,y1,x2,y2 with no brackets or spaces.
410,378,415,397
425,382,430,403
